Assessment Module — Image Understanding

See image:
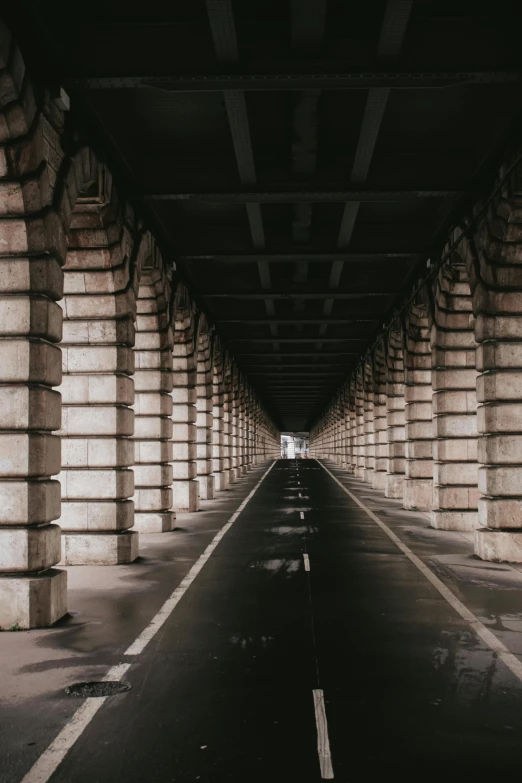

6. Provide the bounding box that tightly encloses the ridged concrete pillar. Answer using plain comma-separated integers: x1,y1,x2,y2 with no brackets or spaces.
431,257,478,531
372,345,388,490
362,360,375,483
223,363,234,483
231,374,240,479
133,265,175,532
354,368,365,478
195,325,214,500
347,379,357,472
385,328,406,498
59,190,138,565
341,384,350,469
471,177,522,560
171,312,199,512
238,388,247,474
0,78,67,626
403,304,433,511
211,350,227,491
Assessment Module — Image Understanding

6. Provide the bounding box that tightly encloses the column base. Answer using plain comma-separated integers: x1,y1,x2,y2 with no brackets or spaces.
0,569,67,629
385,474,404,499
403,478,432,511
61,531,139,565
431,510,477,532
364,469,375,485
197,474,215,500
134,512,176,533
354,467,364,479
475,529,522,562
372,472,386,491
172,479,199,512
213,472,229,492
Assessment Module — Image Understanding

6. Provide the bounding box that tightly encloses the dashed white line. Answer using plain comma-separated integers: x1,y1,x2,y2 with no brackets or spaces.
303,553,310,572
312,689,334,779
300,511,305,520
318,459,522,687
20,461,277,783
298,492,302,498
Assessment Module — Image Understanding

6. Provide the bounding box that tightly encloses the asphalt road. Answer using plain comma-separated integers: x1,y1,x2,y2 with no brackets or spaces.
14,459,522,781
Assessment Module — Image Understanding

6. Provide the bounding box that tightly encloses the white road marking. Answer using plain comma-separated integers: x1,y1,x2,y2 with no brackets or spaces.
297,480,300,485
20,462,277,783
20,664,132,783
303,553,310,572
298,492,302,498
300,511,305,520
312,689,334,779
318,460,522,686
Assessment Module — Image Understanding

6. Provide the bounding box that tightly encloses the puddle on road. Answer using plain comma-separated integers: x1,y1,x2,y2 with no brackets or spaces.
249,558,301,574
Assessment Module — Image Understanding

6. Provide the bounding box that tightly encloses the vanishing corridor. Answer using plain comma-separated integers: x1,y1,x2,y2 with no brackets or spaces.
5,459,522,782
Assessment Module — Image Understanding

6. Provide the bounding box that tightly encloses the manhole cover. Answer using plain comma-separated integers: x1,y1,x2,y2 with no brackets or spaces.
65,681,132,698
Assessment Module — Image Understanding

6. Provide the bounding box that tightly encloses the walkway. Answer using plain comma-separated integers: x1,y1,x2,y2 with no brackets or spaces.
4,460,522,782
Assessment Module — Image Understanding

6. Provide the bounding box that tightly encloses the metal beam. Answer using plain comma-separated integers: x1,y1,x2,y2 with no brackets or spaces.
200,292,395,299
230,338,367,343
235,352,357,357
65,72,521,91
219,318,377,324
322,0,413,346
179,252,421,263
147,189,463,203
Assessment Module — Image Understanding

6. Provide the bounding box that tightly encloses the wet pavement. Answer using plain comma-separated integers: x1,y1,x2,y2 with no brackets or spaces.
3,459,522,781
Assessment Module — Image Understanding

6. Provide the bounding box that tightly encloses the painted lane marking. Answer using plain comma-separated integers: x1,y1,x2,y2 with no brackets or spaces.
300,511,305,520
312,689,334,779
20,462,277,783
318,460,522,686
298,492,302,498
20,663,132,783
303,553,310,572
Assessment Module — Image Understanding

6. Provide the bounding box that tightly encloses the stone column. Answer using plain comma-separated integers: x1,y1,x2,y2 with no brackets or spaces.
346,378,356,473
195,340,215,501
354,368,365,478
0,85,67,625
133,267,175,532
231,375,240,479
385,328,406,498
171,339,199,512
211,354,227,491
223,366,234,483
403,304,434,511
471,177,522,561
59,200,138,565
341,384,350,469
362,360,375,483
431,258,478,531
372,345,388,491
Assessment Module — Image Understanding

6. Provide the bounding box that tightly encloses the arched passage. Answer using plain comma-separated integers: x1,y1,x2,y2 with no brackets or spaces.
195,314,215,500
132,235,175,532
171,284,199,512
58,158,137,565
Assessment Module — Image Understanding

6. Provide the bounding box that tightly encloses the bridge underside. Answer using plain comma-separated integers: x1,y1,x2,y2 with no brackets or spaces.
3,3,522,778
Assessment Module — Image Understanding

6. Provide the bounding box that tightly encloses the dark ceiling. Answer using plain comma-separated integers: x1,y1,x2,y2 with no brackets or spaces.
9,0,522,431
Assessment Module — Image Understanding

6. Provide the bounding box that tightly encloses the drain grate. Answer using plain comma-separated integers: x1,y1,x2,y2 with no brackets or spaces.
65,681,132,698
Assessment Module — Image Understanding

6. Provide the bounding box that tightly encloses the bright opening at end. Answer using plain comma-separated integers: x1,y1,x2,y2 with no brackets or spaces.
281,432,309,459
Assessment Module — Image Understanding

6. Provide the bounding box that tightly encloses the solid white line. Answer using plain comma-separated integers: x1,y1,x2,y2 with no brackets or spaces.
300,511,305,520
19,462,276,783
126,461,276,656
312,689,334,779
318,460,522,685
20,664,132,783
303,553,310,572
